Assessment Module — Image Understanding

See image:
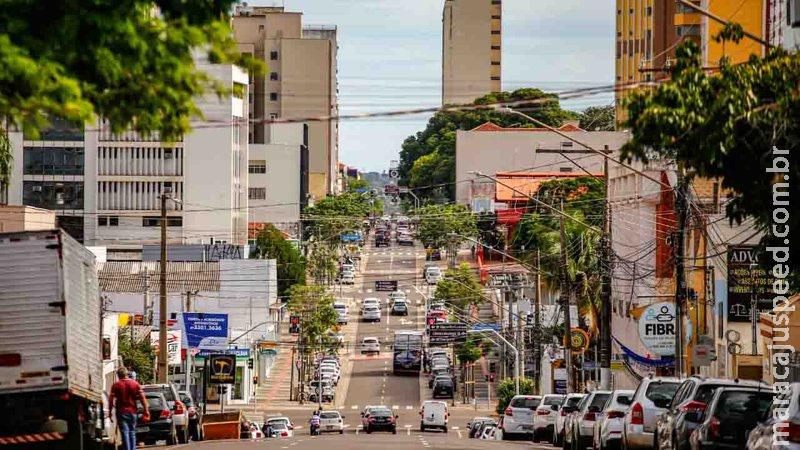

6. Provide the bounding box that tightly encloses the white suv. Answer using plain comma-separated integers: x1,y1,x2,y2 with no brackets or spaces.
360,337,381,354
532,394,564,441
500,395,541,440
622,377,680,450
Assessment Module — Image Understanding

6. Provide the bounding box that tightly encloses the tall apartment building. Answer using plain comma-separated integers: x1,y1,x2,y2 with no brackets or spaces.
232,6,339,200
1,60,250,248
766,0,800,51
442,0,502,105
615,0,765,125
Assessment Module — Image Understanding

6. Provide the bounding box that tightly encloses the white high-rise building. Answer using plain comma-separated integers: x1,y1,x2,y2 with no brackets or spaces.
1,60,250,248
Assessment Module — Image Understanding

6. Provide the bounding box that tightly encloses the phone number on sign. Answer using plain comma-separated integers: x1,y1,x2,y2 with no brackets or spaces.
190,324,223,331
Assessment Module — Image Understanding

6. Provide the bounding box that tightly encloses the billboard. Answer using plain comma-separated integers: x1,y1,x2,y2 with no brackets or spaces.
727,246,773,322
208,354,236,384
180,313,229,349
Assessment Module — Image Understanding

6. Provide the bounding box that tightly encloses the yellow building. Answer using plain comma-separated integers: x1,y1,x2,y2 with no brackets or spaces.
703,0,765,65
442,0,502,105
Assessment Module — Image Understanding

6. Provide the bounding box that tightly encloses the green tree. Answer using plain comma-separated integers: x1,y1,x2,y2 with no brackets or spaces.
0,0,263,184
495,377,535,415
286,285,338,349
346,177,371,192
399,88,578,202
118,328,156,384
252,224,305,299
454,334,492,364
621,32,800,283
578,105,615,131
415,204,478,251
434,263,484,310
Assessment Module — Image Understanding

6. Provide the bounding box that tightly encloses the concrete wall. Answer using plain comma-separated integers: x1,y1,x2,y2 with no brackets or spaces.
0,205,56,233
248,124,302,227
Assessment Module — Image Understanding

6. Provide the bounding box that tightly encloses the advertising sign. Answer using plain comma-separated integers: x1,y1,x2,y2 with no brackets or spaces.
429,323,467,345
150,330,182,365
209,354,236,384
181,313,228,349
553,368,567,394
638,302,693,356
563,328,590,354
197,347,250,359
471,323,501,332
375,280,398,292
727,246,773,322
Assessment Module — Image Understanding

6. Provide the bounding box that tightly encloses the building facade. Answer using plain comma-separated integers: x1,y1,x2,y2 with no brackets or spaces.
233,6,339,200
442,0,502,105
767,0,800,50
2,61,250,248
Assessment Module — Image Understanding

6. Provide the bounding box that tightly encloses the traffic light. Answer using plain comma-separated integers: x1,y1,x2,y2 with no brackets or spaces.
489,373,495,382
289,315,301,334
247,358,254,369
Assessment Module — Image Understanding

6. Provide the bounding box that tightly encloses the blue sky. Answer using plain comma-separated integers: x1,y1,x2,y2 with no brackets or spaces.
253,0,616,172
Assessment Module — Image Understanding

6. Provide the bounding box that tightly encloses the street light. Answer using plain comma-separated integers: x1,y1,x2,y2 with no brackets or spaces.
468,328,519,395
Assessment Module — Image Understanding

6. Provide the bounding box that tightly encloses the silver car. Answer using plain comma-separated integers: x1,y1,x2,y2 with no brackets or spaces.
565,390,612,450
747,381,800,450
363,305,381,322
553,393,585,446
532,394,565,442
622,377,680,450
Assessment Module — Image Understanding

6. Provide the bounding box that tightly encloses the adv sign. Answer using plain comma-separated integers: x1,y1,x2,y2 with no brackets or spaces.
208,354,236,384
180,313,228,350
638,302,691,356
150,330,182,365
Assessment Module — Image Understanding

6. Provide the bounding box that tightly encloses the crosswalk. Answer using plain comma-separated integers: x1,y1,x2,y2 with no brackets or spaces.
342,405,417,411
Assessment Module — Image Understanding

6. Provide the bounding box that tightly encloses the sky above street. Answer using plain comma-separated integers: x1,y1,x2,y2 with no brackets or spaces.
252,0,615,172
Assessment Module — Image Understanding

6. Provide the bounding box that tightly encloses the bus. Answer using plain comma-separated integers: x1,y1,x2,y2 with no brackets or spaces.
393,330,424,375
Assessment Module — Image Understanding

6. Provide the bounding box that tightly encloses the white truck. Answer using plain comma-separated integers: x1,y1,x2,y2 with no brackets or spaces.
0,230,103,448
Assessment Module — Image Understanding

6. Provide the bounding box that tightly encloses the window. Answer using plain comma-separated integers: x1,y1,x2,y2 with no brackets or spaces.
491,61,500,65
491,76,501,81
270,92,279,101
98,217,107,227
23,181,84,210
109,216,119,226
676,25,700,37
249,187,266,200
559,167,573,173
249,163,267,174
143,216,182,227
98,216,119,227
491,0,501,4
258,25,264,31
270,51,279,60
164,148,173,159
23,146,85,176
491,30,501,35
646,6,652,16
269,113,279,120
270,72,279,81
492,15,501,19
491,45,501,50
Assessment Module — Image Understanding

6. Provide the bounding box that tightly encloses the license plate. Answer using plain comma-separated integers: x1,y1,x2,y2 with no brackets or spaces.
327,425,334,429
522,425,532,430
137,427,149,433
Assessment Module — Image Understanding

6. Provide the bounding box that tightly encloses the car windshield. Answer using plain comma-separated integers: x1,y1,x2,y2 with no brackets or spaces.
363,339,378,344
511,397,541,408
320,412,340,419
646,382,680,403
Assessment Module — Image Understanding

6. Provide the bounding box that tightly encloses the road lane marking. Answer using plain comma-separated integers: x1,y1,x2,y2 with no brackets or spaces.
392,405,399,410
351,405,358,409
452,427,459,430
456,430,462,439
406,406,413,410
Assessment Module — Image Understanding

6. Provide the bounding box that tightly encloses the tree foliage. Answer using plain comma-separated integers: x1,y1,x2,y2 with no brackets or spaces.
287,284,338,348
495,377,535,415
578,105,615,131
454,334,493,364
118,328,156,385
434,263,484,310
0,0,263,182
415,204,478,250
346,177,371,192
304,192,381,243
399,88,578,201
621,35,800,281
252,224,305,299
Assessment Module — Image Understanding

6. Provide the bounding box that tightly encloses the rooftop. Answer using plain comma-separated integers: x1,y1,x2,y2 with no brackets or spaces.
469,122,584,133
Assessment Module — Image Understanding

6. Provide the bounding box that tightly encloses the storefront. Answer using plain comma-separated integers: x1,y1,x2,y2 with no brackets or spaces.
196,347,253,405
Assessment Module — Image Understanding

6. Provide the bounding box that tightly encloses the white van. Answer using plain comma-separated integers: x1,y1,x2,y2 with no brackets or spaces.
419,400,449,432
333,302,348,325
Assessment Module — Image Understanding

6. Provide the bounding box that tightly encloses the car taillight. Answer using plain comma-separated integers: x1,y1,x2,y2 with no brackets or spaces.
708,416,720,439
536,409,551,415
281,431,288,437
160,409,171,419
787,421,800,443
607,411,625,419
583,412,597,421
505,407,512,416
560,409,568,417
680,401,706,414
0,353,21,367
630,402,644,425
174,400,185,415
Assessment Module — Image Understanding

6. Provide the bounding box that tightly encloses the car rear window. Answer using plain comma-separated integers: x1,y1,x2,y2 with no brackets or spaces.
715,391,772,417
590,394,611,409
511,397,541,408
695,385,726,404
565,396,583,407
320,412,340,419
372,409,392,417
145,397,164,409
144,386,175,402
543,396,564,406
271,422,288,430
646,382,680,403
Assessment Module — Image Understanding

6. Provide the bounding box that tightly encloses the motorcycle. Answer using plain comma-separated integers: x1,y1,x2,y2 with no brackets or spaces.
310,423,321,436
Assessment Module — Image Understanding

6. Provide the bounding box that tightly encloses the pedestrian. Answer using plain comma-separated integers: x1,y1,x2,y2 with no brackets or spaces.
108,367,149,450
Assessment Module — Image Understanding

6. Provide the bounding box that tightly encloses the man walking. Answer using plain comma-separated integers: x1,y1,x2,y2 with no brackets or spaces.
109,367,149,450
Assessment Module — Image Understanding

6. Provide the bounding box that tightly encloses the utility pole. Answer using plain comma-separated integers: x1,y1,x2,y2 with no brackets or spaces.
534,250,542,394
142,270,151,325
599,157,612,389
185,290,195,391
559,198,573,392
157,190,170,383
673,172,689,378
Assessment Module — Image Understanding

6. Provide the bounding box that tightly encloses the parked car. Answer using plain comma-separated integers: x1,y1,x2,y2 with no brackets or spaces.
689,387,773,450
553,393,585,446
178,390,203,441
142,383,189,444
593,390,634,450
480,423,498,440
420,400,449,432
532,394,565,442
398,233,414,246
340,272,355,285
622,377,681,450
319,410,345,434
468,417,496,439
137,392,177,445
565,390,612,450
428,367,452,388
657,377,769,450
501,395,542,440
264,416,294,438
308,380,335,403
334,302,349,325
746,381,799,450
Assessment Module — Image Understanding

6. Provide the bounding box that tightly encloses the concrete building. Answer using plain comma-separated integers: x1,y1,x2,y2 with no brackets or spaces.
0,205,55,233
233,6,339,200
767,0,800,51
454,122,630,209
1,61,250,248
442,0,502,105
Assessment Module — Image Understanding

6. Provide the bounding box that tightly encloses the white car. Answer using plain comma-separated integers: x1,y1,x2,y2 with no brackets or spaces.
532,394,565,442
553,393,586,446
363,297,380,311
319,411,345,434
265,416,295,438
340,272,355,285
425,267,442,284
594,390,634,450
363,305,381,322
388,291,407,303
360,337,381,354
500,395,541,439
341,263,355,273
334,302,349,325
317,365,339,384
420,400,449,432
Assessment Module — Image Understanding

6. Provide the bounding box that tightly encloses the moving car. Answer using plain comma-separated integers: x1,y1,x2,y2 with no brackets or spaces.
264,417,294,438
388,291,407,303
553,393,585,446
137,392,177,446
178,390,203,441
361,337,381,354
142,383,189,444
398,233,414,246
308,380,335,403
565,390,612,450
319,411,345,434
689,387,772,450
363,297,381,311
363,408,398,434
532,394,565,442
420,400,449,432
657,377,768,450
468,417,495,439
746,381,799,450
433,377,454,399
622,377,680,450
391,300,409,316
363,305,381,322
428,367,452,388
375,235,390,247
425,266,442,284
340,272,355,285
501,395,542,439
593,390,634,450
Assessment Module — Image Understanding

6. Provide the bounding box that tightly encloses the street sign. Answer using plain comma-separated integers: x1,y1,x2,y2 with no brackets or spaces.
398,186,409,194
208,354,236,384
563,328,590,354
180,313,228,350
471,323,500,332
375,280,398,292
384,184,399,195
340,234,361,242
429,322,467,345
388,169,399,179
